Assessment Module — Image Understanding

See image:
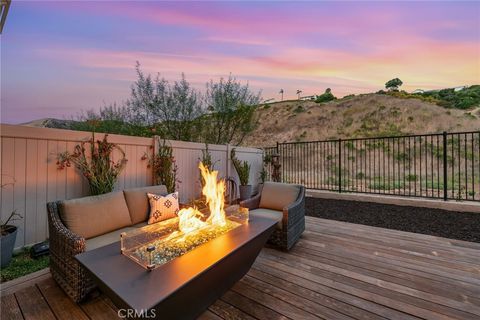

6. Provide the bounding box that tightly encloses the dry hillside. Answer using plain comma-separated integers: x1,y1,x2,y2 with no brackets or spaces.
243,94,480,147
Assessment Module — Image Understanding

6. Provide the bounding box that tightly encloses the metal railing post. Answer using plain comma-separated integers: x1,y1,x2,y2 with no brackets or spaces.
338,138,342,193
443,131,448,201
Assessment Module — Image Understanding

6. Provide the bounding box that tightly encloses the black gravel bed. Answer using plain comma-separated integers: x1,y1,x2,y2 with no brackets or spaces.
306,197,480,243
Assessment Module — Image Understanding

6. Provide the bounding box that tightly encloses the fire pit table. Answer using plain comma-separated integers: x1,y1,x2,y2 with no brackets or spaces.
76,213,276,319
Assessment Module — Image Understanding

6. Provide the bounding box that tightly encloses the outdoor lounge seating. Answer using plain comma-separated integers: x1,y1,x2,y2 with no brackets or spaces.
46,185,169,302
241,182,305,250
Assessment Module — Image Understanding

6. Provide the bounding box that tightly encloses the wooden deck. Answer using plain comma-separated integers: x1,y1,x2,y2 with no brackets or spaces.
2,217,480,320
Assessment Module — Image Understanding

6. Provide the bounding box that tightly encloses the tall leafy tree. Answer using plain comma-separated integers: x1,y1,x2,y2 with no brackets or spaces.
125,63,202,140
75,65,261,145
203,75,261,145
385,78,403,91
126,62,169,126
167,74,203,141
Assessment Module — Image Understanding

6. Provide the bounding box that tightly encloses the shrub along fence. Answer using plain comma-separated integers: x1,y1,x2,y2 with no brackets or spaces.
0,124,262,248
265,131,480,202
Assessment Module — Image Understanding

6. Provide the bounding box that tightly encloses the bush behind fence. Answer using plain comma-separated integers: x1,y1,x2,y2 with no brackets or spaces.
265,131,480,202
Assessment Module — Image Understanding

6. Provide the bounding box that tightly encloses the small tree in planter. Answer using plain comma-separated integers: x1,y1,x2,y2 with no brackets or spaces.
231,149,251,200
199,144,219,187
57,133,128,195
143,138,180,194
258,166,268,194
192,144,220,209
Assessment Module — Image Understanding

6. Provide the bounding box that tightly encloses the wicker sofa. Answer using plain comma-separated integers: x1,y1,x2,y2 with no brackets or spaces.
47,185,169,302
240,182,305,250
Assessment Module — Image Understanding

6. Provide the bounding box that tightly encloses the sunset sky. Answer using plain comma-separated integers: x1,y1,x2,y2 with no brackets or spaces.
1,1,479,124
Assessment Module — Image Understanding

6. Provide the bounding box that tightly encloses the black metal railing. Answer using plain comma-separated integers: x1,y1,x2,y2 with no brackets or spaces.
264,131,480,201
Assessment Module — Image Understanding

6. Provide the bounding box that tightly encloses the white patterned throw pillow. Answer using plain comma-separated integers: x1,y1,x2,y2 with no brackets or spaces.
147,192,179,224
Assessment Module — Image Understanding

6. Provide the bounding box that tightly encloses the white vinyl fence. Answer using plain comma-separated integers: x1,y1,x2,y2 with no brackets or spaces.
0,124,263,249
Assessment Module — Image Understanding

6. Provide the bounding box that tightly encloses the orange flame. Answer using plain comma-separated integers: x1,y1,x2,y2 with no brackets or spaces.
177,162,226,234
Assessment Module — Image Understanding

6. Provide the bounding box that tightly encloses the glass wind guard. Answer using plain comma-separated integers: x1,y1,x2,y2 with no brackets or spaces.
120,207,248,270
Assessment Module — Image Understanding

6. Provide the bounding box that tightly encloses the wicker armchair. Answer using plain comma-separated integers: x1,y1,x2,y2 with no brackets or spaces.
241,182,305,250
47,201,95,302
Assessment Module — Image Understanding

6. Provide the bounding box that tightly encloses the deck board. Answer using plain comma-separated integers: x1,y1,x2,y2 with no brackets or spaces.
1,217,479,320
1,294,23,320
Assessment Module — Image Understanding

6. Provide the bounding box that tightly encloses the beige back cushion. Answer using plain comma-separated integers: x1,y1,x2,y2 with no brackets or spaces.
59,191,132,239
259,182,300,211
123,185,168,224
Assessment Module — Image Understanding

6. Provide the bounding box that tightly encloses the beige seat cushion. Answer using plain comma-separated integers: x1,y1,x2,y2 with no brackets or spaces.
259,182,300,211
250,208,283,230
123,185,168,224
59,192,132,239
85,222,147,251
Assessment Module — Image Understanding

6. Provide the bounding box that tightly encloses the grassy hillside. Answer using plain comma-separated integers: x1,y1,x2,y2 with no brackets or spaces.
243,93,480,147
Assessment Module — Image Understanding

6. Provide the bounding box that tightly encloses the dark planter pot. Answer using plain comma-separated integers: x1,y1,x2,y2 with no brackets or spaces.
239,185,252,201
257,183,264,195
1,226,18,268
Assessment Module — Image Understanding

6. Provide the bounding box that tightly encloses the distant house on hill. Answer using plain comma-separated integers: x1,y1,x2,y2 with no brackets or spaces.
300,95,315,101
453,85,467,92
412,85,468,94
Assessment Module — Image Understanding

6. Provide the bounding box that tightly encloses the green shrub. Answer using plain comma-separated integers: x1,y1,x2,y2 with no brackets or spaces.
293,105,306,114
406,174,417,182
315,88,337,103
356,172,365,179
420,85,480,110
344,141,355,150
395,152,410,162
368,179,404,190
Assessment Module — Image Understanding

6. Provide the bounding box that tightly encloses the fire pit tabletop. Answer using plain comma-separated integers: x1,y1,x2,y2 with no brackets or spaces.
76,214,276,319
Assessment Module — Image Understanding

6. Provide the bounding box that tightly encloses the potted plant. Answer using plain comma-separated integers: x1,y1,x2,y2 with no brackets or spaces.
143,138,180,194
258,166,268,194
231,149,251,200
1,210,23,268
57,133,128,195
199,144,219,187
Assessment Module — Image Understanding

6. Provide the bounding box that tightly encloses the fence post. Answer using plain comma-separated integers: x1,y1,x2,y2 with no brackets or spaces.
226,144,230,179
338,138,342,193
151,135,158,185
443,131,448,201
